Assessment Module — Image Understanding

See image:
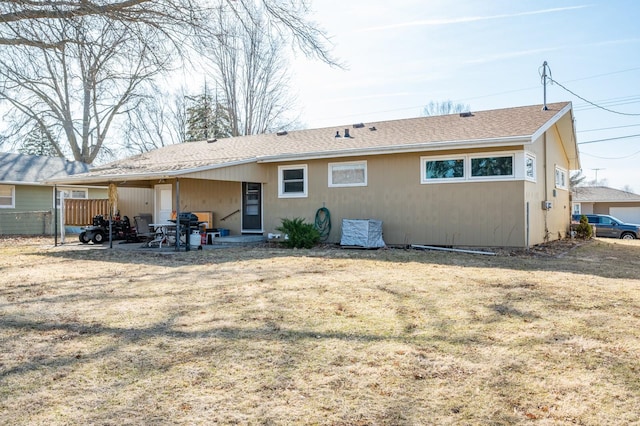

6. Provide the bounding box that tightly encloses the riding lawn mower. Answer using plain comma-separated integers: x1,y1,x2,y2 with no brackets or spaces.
79,212,138,244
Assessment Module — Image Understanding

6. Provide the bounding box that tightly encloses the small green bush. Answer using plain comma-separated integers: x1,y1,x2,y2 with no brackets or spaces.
574,214,593,239
276,217,321,249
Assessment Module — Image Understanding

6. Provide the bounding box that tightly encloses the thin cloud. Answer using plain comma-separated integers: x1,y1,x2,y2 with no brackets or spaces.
357,5,591,33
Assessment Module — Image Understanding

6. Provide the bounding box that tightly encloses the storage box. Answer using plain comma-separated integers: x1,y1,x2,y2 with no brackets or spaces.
219,228,230,236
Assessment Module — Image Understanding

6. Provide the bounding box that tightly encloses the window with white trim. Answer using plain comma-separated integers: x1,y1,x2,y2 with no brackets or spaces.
278,165,307,198
421,152,532,184
0,185,15,208
422,157,465,182
525,153,536,181
328,161,367,187
56,187,88,207
555,166,568,190
470,155,514,178
572,203,581,215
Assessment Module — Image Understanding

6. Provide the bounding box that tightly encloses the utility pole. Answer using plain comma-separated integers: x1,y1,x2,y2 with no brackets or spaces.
541,61,551,111
592,168,605,185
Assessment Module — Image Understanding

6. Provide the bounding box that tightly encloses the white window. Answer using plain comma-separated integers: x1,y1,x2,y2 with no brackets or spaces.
572,203,581,215
421,156,465,183
0,185,15,208
421,152,532,184
328,161,367,187
56,187,88,207
278,165,307,198
525,153,536,181
555,167,568,190
470,155,514,178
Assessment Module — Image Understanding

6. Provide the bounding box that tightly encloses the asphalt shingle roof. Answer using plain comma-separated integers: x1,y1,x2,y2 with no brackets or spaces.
573,186,640,202
0,152,90,184
66,101,573,180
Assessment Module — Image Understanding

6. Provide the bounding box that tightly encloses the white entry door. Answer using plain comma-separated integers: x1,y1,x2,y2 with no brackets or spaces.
154,184,173,223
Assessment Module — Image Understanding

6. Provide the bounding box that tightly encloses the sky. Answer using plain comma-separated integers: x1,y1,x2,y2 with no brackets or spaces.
284,0,640,192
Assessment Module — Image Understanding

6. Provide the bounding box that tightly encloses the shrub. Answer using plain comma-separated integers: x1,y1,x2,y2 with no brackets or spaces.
574,214,593,239
276,217,321,249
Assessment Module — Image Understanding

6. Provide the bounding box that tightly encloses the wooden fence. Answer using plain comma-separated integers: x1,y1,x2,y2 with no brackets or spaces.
64,199,110,226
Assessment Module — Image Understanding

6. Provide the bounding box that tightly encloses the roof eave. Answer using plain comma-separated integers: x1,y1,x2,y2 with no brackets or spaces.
45,158,257,185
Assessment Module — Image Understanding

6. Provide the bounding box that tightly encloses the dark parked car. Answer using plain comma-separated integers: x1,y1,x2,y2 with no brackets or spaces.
572,214,640,240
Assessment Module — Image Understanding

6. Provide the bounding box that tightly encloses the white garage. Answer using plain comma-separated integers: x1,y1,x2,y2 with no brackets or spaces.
610,207,640,225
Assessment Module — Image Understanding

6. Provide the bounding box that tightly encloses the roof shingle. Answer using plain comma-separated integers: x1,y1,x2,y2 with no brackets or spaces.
73,102,572,180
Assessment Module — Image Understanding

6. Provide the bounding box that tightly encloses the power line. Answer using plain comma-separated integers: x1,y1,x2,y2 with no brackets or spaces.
549,77,640,116
581,150,640,160
578,123,640,133
578,133,640,145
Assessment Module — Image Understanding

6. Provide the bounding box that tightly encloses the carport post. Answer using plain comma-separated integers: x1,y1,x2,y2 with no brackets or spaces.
175,178,180,251
54,185,58,247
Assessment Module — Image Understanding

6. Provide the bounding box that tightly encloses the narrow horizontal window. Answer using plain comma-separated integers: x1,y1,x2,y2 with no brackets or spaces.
425,159,464,179
329,161,367,187
471,156,513,177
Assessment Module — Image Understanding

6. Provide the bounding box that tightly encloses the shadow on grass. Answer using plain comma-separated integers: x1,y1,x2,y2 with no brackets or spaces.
29,238,640,280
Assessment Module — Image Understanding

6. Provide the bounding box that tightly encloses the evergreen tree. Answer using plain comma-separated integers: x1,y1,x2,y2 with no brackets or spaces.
18,125,60,157
185,87,232,142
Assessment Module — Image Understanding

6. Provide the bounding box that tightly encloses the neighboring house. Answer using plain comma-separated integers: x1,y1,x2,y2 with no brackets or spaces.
51,102,580,248
0,153,104,235
572,186,640,224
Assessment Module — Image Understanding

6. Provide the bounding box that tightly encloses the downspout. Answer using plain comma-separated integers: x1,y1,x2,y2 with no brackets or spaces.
543,132,550,241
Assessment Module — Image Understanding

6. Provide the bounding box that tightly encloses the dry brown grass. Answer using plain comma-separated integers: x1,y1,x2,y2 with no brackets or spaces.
1,237,639,425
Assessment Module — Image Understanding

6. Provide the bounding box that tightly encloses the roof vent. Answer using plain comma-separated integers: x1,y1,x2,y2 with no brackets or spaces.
459,112,473,118
369,126,377,131
276,130,288,136
344,128,351,138
335,131,341,138
353,123,365,128
207,138,217,143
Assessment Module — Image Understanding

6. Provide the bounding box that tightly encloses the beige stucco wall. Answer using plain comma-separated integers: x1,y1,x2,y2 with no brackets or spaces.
116,187,153,219
262,151,527,247
171,179,243,233
141,125,574,248
524,125,573,245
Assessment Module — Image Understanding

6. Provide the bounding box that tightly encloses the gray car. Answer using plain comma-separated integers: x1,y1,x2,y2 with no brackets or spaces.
572,214,640,240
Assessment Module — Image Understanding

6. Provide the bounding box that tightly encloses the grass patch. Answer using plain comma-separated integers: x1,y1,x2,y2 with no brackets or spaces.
1,237,639,424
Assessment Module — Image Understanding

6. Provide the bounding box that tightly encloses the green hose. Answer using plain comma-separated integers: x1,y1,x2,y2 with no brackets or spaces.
314,207,331,242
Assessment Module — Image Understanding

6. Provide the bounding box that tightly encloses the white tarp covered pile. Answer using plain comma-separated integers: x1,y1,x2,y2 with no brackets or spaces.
340,219,385,248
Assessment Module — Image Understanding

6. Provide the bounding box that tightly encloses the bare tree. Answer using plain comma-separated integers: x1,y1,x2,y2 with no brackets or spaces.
209,2,299,136
0,17,167,163
423,100,471,116
122,91,187,154
0,1,336,162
